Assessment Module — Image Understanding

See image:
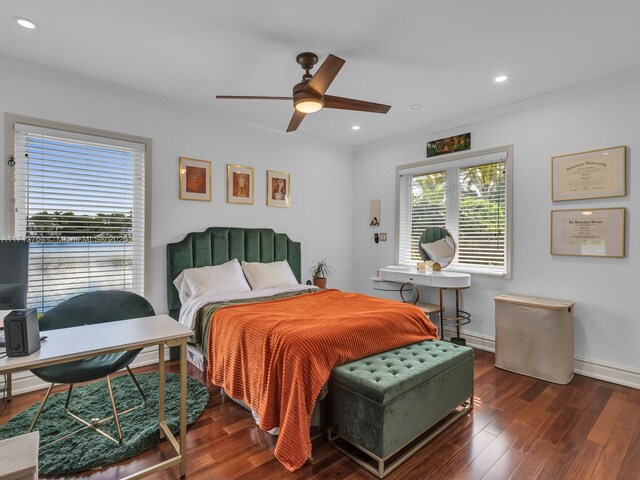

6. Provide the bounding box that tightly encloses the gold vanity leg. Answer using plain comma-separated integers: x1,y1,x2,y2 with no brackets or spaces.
158,342,165,440
179,338,187,478
439,288,445,341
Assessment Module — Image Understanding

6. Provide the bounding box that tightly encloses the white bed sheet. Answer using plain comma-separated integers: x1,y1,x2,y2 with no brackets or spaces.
178,284,318,330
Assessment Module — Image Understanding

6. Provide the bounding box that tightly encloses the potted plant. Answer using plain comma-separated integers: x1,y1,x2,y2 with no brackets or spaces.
309,258,332,289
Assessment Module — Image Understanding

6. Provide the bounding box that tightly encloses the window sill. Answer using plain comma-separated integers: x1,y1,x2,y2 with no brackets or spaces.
446,266,510,280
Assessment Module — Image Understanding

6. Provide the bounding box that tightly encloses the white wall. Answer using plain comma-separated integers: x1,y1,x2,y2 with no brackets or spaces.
0,59,355,315
354,80,640,382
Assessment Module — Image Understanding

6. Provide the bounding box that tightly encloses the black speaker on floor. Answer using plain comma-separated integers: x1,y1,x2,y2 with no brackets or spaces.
5,308,40,357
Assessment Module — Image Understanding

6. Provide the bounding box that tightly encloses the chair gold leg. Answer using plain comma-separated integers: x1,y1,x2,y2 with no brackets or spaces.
107,375,123,443
126,366,147,403
29,383,55,432
37,370,147,447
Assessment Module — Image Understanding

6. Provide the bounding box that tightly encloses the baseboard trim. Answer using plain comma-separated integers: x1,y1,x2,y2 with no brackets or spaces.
6,346,170,398
443,327,640,390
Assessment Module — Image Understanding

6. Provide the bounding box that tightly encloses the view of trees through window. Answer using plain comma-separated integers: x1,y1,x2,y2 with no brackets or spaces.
410,162,506,267
26,211,132,239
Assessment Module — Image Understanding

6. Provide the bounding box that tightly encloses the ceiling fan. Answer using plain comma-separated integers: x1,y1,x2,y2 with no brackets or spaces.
216,52,391,132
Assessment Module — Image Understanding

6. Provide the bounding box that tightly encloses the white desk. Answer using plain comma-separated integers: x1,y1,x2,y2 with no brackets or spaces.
371,266,472,341
0,314,193,479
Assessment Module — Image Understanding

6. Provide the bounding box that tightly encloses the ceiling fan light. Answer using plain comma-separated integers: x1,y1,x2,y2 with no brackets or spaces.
294,97,323,113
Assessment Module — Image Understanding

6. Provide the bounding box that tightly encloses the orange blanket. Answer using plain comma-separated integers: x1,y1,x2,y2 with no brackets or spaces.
206,289,438,471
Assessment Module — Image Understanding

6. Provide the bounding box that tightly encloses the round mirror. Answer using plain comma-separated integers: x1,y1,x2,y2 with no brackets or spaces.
418,227,456,270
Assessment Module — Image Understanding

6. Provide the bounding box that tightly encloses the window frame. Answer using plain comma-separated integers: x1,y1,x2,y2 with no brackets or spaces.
395,144,513,278
3,113,152,297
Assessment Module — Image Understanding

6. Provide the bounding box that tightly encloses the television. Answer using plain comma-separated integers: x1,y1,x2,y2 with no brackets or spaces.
0,241,28,309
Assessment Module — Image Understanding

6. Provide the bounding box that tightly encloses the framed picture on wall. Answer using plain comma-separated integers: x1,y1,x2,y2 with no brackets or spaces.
551,146,626,201
551,207,625,257
179,157,212,201
267,170,290,207
227,164,254,204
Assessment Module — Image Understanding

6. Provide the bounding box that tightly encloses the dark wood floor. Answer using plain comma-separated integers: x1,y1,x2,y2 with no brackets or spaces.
2,349,639,479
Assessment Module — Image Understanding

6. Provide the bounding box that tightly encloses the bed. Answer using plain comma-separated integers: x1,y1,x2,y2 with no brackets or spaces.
166,227,439,472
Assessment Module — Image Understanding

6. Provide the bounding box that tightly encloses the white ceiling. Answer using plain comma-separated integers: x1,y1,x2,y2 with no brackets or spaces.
2,1,640,147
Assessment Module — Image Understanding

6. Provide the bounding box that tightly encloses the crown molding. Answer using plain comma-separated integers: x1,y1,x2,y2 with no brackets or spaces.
356,66,640,153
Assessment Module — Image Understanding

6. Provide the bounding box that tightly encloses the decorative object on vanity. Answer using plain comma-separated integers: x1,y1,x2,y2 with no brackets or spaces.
426,132,471,158
179,157,211,201
309,258,332,289
216,52,391,132
551,146,625,201
551,207,625,257
495,294,574,384
267,170,290,207
0,373,209,476
227,164,254,204
419,226,456,270
369,199,380,226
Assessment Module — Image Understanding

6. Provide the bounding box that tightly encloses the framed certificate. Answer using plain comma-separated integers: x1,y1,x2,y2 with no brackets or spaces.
551,208,625,257
551,146,626,202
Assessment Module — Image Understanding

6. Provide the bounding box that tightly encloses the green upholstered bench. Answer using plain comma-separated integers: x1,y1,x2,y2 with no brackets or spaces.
328,340,474,478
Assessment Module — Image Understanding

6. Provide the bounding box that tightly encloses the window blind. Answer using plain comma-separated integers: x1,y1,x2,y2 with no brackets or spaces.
13,123,146,312
398,149,510,276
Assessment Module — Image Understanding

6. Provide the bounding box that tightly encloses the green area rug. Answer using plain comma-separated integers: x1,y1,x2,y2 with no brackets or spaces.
0,373,209,476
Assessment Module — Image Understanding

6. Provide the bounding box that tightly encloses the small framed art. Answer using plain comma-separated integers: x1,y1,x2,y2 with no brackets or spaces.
551,207,625,257
179,157,211,201
426,133,471,157
267,170,290,207
227,164,254,204
551,146,626,202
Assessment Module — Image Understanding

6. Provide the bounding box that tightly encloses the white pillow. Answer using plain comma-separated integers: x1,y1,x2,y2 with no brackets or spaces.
173,258,251,304
241,260,299,290
421,237,454,263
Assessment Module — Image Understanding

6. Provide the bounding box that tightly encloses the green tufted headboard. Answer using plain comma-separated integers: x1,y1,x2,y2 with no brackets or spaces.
166,227,301,319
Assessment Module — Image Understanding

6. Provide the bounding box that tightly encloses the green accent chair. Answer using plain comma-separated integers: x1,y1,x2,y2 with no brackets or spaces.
29,290,155,445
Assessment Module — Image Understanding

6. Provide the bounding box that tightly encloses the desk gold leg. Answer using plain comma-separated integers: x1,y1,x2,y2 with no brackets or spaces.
6,373,11,402
158,342,165,440
179,339,187,478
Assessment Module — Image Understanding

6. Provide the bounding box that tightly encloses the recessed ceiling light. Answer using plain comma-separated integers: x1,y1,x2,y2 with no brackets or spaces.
410,104,422,110
582,211,593,216
494,75,509,83
15,17,37,29
352,125,361,131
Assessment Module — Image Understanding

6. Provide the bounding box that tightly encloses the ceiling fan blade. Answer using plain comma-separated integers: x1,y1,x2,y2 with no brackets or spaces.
216,96,293,100
323,95,391,114
304,54,345,96
286,110,306,132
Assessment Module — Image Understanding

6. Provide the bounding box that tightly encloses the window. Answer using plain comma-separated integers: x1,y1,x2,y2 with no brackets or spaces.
398,146,512,276
11,121,149,312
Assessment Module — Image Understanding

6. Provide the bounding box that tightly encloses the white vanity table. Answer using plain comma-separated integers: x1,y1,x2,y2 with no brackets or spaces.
373,266,471,289
371,266,472,343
